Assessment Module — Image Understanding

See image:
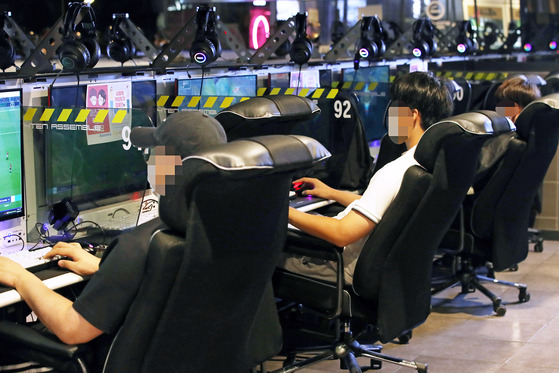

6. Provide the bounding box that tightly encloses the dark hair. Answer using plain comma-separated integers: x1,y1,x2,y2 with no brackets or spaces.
98,89,107,100
389,71,454,130
495,77,541,108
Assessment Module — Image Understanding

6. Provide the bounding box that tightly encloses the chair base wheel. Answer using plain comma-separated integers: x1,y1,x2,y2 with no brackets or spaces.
519,290,530,303
397,331,412,344
494,304,506,316
534,241,543,252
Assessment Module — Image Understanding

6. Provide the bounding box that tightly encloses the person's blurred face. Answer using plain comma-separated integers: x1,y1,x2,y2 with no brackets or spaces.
496,100,521,122
98,94,106,106
147,146,183,196
387,101,414,144
89,95,97,106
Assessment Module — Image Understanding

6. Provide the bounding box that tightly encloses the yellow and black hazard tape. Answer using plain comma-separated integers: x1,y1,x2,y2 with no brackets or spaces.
156,95,252,109
435,71,509,81
23,107,130,124
157,88,342,111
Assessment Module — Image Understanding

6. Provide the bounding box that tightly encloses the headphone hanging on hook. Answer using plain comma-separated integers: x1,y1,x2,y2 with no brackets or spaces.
189,6,222,67
411,17,437,59
290,12,313,65
107,14,136,64
354,15,385,70
0,12,15,71
58,2,101,73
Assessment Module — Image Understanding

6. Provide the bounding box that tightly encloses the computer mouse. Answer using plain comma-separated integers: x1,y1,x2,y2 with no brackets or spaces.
293,181,314,197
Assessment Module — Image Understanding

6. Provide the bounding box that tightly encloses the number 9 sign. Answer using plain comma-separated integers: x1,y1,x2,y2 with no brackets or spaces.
122,125,131,150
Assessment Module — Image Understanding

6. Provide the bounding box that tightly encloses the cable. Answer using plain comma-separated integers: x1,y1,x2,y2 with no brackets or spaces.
197,67,205,110
295,64,302,96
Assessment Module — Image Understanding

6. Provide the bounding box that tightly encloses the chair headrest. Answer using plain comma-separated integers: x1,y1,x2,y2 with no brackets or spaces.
215,95,321,140
185,134,331,173
508,73,546,86
514,93,559,139
416,110,515,171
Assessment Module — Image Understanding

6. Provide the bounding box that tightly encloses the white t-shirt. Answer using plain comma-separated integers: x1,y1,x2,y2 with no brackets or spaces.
338,145,420,283
281,145,420,284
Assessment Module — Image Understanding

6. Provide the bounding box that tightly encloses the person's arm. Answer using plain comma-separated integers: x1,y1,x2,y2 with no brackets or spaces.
294,177,361,207
0,258,103,345
288,207,376,248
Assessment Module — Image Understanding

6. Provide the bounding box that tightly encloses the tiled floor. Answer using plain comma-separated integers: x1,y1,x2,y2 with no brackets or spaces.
264,240,559,372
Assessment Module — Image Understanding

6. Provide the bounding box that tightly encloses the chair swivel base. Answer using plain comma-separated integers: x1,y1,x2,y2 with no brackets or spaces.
433,270,530,316
271,331,427,373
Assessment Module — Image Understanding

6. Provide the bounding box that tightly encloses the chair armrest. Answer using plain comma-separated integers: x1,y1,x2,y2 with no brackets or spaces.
285,229,343,261
279,229,345,319
0,320,84,360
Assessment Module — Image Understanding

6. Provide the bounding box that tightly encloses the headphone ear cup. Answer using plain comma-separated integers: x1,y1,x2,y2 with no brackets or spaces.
82,37,100,68
59,39,90,73
357,37,378,60
208,35,221,58
108,37,135,63
290,36,313,64
0,36,15,70
190,37,216,66
374,38,386,55
426,38,437,55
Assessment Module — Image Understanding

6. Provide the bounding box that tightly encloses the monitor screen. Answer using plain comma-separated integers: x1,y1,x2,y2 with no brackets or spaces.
290,70,320,89
47,85,148,207
131,80,157,126
268,73,291,88
176,75,257,97
0,90,24,221
342,65,391,141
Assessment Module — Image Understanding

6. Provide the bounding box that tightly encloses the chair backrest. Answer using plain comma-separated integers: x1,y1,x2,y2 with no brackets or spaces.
352,111,514,343
102,135,330,373
543,70,559,95
448,78,473,115
291,90,374,191
472,94,559,270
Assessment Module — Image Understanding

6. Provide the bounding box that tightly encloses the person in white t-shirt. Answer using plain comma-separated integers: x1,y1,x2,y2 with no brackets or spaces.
281,71,454,284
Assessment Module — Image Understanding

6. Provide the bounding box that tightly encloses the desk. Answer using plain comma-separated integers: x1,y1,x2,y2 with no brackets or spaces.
0,196,337,309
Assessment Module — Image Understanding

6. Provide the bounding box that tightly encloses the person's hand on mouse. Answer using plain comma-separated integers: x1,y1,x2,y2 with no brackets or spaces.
292,177,334,199
44,242,101,276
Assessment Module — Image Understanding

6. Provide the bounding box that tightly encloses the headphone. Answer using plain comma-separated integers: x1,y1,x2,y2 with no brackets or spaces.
0,13,15,71
48,197,80,231
354,15,385,69
189,6,221,67
411,18,437,58
482,22,501,49
290,13,313,65
107,14,136,64
456,20,476,54
58,2,101,73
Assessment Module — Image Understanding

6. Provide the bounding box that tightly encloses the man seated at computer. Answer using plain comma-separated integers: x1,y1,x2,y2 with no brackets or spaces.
495,76,541,123
0,110,227,369
280,71,453,285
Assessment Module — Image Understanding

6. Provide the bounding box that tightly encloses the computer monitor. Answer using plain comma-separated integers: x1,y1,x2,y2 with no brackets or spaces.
0,90,23,222
268,73,291,88
290,70,320,89
46,85,149,209
176,75,257,97
342,65,391,142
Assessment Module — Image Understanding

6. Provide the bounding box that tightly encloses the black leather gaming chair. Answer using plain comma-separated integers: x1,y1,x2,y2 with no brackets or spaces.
432,95,559,316
0,135,330,373
271,112,514,373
